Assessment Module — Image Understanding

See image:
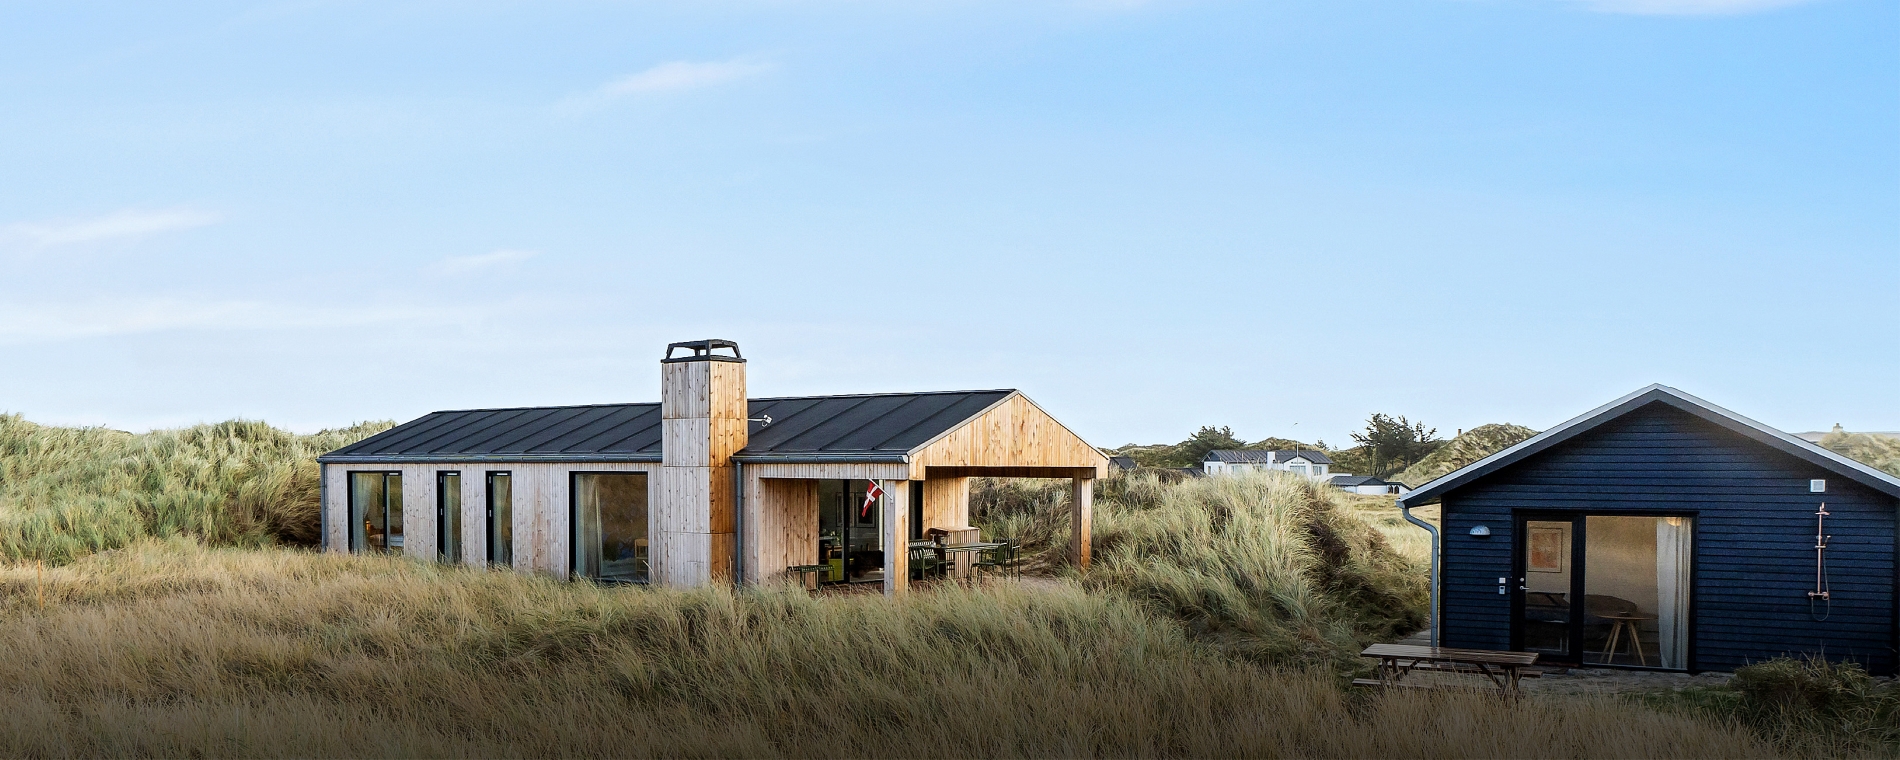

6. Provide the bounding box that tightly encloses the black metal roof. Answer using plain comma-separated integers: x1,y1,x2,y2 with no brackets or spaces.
317,390,1017,464
1398,384,1900,506
1329,475,1390,487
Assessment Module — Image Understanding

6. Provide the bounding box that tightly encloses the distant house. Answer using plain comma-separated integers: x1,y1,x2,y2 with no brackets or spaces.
1400,384,1900,675
1330,475,1408,496
1203,449,1332,478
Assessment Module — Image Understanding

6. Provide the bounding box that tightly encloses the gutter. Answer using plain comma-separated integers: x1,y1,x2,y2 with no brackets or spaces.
1399,496,1441,648
729,452,911,464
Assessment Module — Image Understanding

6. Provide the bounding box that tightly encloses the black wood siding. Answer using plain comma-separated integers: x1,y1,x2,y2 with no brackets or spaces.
1440,402,1897,674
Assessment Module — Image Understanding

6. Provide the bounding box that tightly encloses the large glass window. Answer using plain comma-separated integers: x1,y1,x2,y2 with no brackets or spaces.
349,472,403,554
438,472,461,563
487,472,513,566
572,472,649,583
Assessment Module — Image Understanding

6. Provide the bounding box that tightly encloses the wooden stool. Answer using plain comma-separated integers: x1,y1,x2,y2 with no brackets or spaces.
1601,614,1656,666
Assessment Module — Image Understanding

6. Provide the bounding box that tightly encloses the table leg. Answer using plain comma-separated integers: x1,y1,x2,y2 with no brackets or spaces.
1604,621,1623,665
1630,624,1647,666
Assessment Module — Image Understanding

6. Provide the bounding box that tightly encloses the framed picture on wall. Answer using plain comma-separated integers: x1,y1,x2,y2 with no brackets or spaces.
1528,526,1566,573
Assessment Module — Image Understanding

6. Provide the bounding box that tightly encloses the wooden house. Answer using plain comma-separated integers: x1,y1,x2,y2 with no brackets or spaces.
316,340,1107,595
1398,384,1900,674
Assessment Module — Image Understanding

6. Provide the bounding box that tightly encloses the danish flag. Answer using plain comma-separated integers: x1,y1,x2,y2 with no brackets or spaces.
861,480,884,519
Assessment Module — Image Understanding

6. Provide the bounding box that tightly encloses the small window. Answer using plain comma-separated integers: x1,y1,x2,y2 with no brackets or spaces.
487,472,513,567
438,472,461,563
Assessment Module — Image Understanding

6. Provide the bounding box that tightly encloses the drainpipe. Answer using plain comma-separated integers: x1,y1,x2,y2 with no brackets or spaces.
318,463,329,552
1400,497,1440,647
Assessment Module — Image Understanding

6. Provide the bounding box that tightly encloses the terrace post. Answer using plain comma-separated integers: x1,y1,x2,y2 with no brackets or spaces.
881,478,910,596
1071,475,1093,570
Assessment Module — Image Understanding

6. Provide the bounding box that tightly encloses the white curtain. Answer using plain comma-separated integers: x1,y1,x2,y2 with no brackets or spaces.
573,476,602,578
1655,517,1693,669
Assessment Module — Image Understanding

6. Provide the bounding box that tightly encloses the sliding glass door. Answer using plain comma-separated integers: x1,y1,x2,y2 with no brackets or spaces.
1514,513,1693,669
816,479,884,583
349,472,403,554
572,472,649,583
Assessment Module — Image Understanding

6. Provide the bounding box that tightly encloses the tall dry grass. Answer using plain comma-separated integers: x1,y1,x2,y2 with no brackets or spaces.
976,472,1429,669
0,415,391,563
0,539,1774,758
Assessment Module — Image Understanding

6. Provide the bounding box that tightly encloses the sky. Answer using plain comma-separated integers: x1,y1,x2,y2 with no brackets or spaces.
0,0,1894,448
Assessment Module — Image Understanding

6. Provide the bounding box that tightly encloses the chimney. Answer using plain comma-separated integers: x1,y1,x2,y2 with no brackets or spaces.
657,339,746,587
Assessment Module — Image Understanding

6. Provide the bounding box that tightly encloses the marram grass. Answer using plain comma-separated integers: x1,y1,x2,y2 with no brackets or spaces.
0,414,390,563
0,539,1773,759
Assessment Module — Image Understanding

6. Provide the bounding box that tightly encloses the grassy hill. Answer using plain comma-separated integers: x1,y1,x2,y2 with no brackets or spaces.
1818,429,1900,477
0,414,390,563
1393,423,1540,488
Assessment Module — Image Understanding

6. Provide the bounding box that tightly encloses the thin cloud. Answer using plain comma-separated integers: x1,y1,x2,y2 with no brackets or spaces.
2,208,221,246
558,58,773,115
432,249,539,275
1571,0,1822,15
0,298,443,345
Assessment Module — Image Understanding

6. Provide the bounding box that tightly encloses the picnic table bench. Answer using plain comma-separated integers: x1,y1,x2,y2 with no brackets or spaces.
1354,643,1540,697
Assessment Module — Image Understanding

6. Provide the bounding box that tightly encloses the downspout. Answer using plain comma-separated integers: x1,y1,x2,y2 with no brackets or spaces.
1400,497,1440,647
318,463,329,552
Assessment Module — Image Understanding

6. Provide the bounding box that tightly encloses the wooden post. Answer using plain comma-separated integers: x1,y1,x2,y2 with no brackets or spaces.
882,478,909,597
1071,475,1093,570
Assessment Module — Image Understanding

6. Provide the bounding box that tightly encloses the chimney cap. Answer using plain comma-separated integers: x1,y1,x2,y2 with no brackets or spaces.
664,339,744,363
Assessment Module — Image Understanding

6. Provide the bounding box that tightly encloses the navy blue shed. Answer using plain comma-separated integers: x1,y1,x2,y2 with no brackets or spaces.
1398,385,1900,674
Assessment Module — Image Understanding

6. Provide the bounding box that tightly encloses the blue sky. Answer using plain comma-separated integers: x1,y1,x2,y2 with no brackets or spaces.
0,0,1894,447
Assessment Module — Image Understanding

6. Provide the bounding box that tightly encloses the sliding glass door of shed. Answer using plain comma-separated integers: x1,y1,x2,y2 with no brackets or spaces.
1514,514,1693,669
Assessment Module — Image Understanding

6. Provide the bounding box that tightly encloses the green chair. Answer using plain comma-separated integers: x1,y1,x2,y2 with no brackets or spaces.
908,546,944,582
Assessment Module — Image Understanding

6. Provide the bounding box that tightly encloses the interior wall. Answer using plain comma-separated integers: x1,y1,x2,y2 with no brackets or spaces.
1585,515,1661,614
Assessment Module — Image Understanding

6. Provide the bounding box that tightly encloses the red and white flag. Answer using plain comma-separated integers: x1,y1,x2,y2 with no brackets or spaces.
861,481,884,519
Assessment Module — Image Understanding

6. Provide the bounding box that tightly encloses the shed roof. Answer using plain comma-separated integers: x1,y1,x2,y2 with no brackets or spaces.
319,389,1017,464
1397,384,1900,506
1330,475,1391,487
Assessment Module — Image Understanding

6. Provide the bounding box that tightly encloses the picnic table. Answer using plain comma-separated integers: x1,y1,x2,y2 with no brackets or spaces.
1356,643,1540,697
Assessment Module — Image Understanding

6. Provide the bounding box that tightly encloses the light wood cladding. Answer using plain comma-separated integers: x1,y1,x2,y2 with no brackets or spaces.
909,393,1108,479
321,461,660,579
921,477,969,531
742,477,819,584
659,356,745,589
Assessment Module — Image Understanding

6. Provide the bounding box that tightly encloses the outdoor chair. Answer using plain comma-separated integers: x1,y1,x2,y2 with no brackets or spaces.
908,546,944,582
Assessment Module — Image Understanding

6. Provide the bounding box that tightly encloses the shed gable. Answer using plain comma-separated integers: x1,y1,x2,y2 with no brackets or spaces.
908,393,1108,477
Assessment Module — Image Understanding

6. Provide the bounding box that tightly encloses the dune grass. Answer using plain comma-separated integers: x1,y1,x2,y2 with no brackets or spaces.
0,538,1775,758
0,415,390,564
